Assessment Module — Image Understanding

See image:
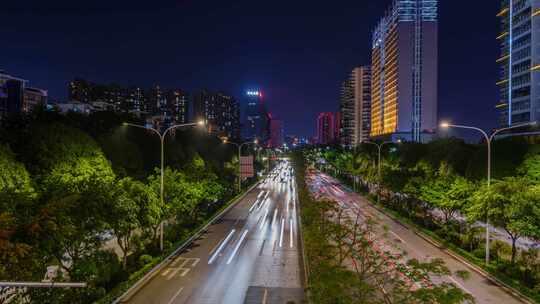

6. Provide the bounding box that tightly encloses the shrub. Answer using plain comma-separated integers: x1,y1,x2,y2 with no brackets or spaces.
138,254,153,267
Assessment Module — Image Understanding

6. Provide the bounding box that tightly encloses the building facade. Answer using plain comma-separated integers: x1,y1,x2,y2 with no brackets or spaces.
340,67,371,146
193,89,241,140
334,111,341,142
371,0,438,142
0,71,47,118
497,0,540,126
243,90,270,143
24,87,48,112
317,112,335,145
269,118,284,148
67,78,190,126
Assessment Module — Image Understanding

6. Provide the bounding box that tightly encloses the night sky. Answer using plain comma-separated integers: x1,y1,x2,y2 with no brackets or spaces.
1,0,500,139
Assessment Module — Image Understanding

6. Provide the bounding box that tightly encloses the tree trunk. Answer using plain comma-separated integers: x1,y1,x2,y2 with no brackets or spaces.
511,237,518,265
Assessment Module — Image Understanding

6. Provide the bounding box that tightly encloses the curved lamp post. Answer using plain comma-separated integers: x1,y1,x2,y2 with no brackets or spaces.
123,120,205,251
440,121,536,264
362,140,401,203
222,138,258,193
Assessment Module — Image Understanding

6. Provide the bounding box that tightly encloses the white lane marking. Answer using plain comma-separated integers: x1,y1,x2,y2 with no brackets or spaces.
271,208,278,227
208,229,236,264
227,229,249,264
262,288,268,304
259,208,270,230
257,198,267,210
189,258,200,267
163,258,200,280
449,276,473,295
166,287,184,304
249,199,260,213
290,218,294,248
389,231,407,244
172,257,189,268
167,267,190,280
279,217,285,247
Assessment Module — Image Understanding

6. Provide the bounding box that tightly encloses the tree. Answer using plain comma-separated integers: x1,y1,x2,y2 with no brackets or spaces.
0,145,37,280
106,178,143,269
468,177,539,264
420,163,473,226
519,152,540,182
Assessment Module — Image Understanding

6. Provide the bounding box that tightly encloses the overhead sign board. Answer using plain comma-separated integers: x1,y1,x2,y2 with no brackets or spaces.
240,155,254,179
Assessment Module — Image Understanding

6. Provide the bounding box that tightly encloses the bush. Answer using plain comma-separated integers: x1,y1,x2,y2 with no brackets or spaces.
138,254,153,267
472,247,486,260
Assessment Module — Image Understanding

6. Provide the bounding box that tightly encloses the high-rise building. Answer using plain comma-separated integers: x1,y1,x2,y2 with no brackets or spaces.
0,71,47,118
243,90,270,143
68,78,91,103
67,79,190,125
317,112,335,145
269,117,284,148
334,111,341,141
371,0,438,142
166,89,189,124
340,67,371,146
497,0,540,126
193,89,241,140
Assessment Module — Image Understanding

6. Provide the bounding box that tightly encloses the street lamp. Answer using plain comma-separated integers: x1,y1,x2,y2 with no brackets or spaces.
362,140,401,203
123,120,204,251
222,138,258,193
440,121,536,264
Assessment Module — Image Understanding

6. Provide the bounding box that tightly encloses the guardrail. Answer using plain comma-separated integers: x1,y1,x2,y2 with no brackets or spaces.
113,180,263,303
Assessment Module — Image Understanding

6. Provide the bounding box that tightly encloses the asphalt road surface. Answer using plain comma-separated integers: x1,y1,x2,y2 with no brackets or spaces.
124,161,304,304
308,171,525,304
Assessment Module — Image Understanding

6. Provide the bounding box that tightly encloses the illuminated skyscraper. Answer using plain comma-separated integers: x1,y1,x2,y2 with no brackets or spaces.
243,90,270,142
340,67,371,146
371,0,438,142
497,0,540,126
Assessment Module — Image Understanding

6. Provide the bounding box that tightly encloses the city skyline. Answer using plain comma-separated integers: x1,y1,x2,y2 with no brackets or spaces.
3,1,540,303
1,0,501,139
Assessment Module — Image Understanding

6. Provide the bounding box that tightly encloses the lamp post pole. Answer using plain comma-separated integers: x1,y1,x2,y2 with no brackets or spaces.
223,139,258,193
440,121,535,264
363,141,396,204
124,121,202,251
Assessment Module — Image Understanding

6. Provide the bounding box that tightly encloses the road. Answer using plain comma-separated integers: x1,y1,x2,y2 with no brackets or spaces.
124,161,304,304
308,171,525,304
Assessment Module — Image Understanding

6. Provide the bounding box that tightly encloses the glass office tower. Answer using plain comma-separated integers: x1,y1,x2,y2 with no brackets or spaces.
497,0,540,126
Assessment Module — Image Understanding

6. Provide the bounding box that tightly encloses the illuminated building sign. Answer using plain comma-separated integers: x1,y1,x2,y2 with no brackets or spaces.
246,91,261,96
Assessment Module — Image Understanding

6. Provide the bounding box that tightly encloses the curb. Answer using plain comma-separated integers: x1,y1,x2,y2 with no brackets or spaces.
364,198,535,304
113,180,263,304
